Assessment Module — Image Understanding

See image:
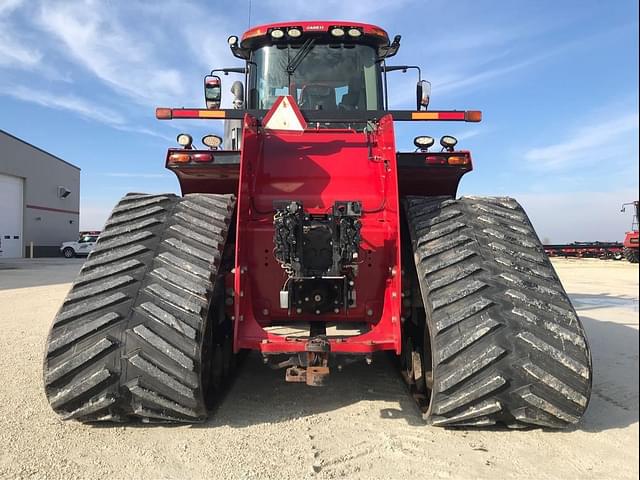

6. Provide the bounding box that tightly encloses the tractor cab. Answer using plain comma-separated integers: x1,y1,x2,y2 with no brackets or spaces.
206,22,428,114
245,31,383,111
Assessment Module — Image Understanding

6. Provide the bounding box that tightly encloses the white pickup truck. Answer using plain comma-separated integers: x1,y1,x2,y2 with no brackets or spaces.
60,233,100,258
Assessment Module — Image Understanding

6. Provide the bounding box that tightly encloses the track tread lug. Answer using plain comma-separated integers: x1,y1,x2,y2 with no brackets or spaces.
403,196,592,429
43,193,235,424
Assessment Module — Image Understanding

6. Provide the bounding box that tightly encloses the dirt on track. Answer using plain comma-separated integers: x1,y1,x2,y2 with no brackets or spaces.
0,258,637,480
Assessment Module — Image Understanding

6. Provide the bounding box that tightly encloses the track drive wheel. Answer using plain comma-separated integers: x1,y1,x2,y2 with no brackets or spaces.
43,193,235,423
403,196,592,428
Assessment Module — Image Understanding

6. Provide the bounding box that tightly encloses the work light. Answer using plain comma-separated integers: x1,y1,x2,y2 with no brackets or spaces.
440,135,458,151
414,136,435,150
270,29,285,39
330,27,345,37
177,133,193,148
202,134,223,150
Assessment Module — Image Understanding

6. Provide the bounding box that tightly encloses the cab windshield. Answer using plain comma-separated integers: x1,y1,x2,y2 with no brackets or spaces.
250,43,382,111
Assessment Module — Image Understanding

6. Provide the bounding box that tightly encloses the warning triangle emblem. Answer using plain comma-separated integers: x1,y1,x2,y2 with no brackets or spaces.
263,96,307,131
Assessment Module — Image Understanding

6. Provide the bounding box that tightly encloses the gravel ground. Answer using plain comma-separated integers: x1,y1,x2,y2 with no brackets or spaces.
0,257,637,480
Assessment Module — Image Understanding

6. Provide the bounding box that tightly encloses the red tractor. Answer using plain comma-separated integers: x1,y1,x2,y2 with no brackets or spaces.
43,21,592,428
621,201,639,263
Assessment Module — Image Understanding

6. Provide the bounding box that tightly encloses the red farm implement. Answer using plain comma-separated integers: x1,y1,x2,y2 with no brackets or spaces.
544,242,624,260
621,201,639,263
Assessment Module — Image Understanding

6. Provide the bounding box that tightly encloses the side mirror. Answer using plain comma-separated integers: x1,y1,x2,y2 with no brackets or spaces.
204,75,222,109
416,80,431,110
230,80,244,109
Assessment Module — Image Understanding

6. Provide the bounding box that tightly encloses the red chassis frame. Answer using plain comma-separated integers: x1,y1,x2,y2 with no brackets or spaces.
233,113,402,355
161,103,477,357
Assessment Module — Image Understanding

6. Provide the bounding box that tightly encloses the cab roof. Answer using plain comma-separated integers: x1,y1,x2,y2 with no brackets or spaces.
240,21,390,48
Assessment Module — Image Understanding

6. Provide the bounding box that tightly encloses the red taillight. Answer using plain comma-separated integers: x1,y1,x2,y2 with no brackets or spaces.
168,152,191,164
425,154,471,166
425,155,447,165
167,151,215,164
192,152,214,163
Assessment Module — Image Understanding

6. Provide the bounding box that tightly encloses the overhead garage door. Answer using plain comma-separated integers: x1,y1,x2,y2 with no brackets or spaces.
0,173,24,258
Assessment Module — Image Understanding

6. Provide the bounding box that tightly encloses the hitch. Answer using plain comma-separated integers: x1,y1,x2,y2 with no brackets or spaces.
283,336,331,386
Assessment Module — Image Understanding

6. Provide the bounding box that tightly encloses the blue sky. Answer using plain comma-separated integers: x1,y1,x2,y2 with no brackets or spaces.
1,0,638,242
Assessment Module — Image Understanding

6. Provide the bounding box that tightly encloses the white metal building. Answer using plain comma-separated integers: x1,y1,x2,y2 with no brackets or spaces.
0,129,80,258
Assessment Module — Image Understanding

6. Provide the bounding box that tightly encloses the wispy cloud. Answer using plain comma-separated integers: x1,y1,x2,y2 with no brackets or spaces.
0,83,172,140
0,2,42,70
0,0,23,16
451,128,485,142
420,20,634,99
524,112,639,169
0,26,42,68
0,84,125,125
433,53,548,95
0,2,68,79
35,0,186,106
260,0,411,22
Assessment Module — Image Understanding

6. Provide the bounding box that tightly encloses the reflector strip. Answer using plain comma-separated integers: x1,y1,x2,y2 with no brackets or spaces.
155,108,482,122
438,112,467,120
198,110,226,118
411,112,441,120
412,111,466,121
170,109,200,118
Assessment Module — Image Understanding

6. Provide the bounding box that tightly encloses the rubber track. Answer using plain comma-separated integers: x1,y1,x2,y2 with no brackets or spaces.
404,196,592,428
43,193,235,422
623,247,639,263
